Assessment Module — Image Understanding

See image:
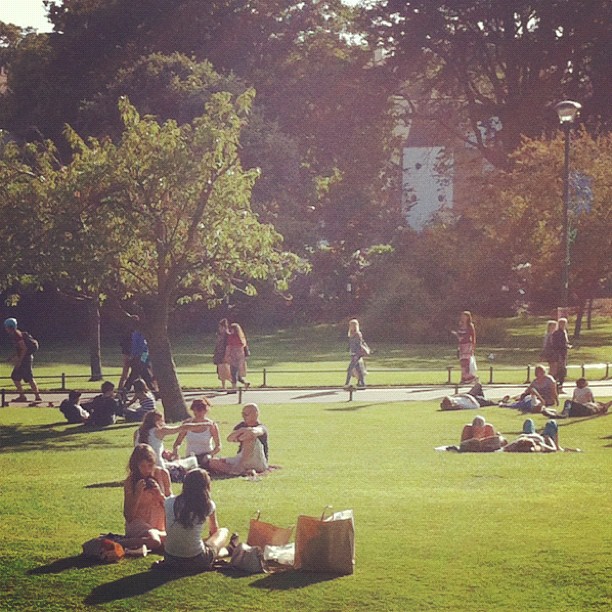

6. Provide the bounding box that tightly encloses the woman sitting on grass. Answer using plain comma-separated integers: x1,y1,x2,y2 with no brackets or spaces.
134,410,187,468
458,415,507,452
124,379,156,422
171,399,221,469
155,468,235,573
122,444,171,552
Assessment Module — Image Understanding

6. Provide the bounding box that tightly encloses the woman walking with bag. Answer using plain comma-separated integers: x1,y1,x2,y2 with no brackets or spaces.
451,311,477,384
344,319,368,390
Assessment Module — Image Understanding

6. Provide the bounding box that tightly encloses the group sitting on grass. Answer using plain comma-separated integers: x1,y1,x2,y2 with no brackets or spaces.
112,401,270,567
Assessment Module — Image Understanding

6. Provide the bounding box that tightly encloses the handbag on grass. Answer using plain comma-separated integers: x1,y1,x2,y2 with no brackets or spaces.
82,537,125,563
294,506,355,575
230,543,265,574
247,511,294,548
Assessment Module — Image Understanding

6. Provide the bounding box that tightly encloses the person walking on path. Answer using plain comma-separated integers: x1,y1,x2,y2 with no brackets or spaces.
3,318,42,404
551,317,571,392
451,311,477,385
225,323,250,391
213,319,232,390
344,319,368,389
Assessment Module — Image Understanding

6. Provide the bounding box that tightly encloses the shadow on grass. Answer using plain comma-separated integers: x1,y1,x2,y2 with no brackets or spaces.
0,422,134,454
84,569,183,604
85,481,124,489
291,390,341,400
28,555,106,574
324,403,380,412
249,571,340,590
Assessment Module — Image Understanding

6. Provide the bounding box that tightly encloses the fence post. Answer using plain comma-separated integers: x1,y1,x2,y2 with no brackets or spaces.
581,363,585,378
606,363,610,379
348,387,353,402
1,389,6,407
238,387,243,404
446,366,453,384
489,366,494,385
525,365,531,384
262,368,267,388
61,373,66,391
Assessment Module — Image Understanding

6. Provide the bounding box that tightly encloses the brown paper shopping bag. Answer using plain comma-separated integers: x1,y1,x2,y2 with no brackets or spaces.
247,511,294,548
294,507,355,575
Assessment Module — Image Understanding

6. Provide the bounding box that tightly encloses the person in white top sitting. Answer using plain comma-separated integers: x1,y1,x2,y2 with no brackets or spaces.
171,398,221,469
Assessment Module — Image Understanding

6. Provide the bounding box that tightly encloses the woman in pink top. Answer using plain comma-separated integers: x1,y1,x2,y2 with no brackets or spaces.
451,311,477,384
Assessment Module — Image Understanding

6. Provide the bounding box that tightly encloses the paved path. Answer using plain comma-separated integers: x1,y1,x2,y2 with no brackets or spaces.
4,381,612,407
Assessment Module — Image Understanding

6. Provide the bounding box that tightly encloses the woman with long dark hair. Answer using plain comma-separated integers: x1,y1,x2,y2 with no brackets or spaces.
160,469,232,572
122,444,171,552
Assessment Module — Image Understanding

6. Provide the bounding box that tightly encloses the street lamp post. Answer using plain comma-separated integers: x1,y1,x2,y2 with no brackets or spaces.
554,100,581,308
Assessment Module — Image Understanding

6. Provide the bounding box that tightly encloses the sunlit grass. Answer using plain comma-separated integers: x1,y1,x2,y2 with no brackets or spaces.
0,400,610,611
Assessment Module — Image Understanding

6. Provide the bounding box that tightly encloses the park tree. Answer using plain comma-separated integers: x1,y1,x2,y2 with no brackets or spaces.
0,92,305,420
464,129,612,335
363,0,612,168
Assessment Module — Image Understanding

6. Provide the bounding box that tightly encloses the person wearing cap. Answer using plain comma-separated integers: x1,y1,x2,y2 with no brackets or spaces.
3,318,42,403
59,390,90,424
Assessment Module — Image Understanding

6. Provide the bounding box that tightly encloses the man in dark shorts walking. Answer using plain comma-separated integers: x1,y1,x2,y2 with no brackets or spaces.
3,318,42,403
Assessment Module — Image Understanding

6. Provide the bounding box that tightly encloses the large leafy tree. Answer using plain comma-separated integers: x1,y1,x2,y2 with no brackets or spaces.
0,93,305,420
364,0,612,168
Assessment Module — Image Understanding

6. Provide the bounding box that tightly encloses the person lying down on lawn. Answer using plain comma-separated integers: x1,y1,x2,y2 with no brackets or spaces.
503,419,580,453
437,415,506,452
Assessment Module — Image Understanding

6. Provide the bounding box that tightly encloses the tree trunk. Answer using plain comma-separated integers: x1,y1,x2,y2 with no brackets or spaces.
144,298,188,422
573,300,585,339
587,297,594,330
87,295,103,381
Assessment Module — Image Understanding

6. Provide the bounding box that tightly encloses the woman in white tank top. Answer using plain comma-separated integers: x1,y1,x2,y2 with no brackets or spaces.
172,398,221,469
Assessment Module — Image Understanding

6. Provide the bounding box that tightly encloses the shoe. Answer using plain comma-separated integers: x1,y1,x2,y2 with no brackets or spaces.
11,395,28,403
501,395,510,403
125,545,148,557
243,381,250,390
356,383,366,389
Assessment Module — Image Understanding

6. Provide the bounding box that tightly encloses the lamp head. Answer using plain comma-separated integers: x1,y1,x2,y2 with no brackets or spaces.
554,100,582,124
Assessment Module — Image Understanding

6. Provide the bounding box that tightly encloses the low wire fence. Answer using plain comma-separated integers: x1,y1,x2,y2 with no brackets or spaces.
1,362,610,402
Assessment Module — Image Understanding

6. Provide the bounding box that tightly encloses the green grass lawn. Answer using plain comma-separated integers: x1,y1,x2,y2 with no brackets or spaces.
1,400,610,611
1,316,610,391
